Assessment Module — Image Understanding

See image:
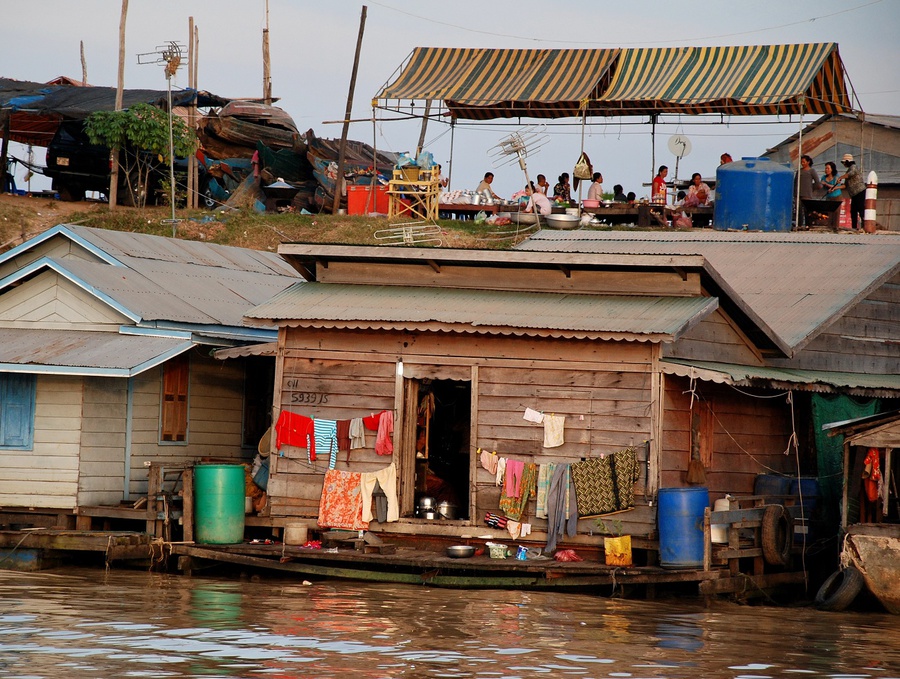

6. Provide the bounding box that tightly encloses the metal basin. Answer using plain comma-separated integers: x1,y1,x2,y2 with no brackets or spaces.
543,214,581,230
446,545,475,558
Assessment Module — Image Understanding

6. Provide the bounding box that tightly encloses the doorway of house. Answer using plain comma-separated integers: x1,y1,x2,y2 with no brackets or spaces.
414,378,471,520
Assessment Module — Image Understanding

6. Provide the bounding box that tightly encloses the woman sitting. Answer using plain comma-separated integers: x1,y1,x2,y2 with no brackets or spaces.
685,173,711,206
525,184,552,216
553,173,571,203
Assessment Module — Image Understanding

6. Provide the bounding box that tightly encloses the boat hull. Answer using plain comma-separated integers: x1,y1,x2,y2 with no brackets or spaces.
844,524,900,614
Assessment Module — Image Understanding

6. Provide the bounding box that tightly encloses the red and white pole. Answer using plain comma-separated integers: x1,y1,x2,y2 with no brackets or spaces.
864,171,878,234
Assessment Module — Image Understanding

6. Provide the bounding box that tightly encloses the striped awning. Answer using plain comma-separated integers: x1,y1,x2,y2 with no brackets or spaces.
376,47,620,120
375,43,853,119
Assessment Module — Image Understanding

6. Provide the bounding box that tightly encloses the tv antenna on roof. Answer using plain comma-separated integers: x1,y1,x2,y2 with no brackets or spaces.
138,41,187,235
486,126,550,239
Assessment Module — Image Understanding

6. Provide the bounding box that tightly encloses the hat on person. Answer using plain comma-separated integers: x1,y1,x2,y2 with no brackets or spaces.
842,153,854,163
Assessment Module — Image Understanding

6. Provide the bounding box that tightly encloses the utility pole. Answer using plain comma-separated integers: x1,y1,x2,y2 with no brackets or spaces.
262,0,272,105
108,0,128,210
332,5,367,215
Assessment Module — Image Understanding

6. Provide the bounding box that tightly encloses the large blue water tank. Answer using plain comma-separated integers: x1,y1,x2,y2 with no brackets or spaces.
658,487,709,569
714,157,793,231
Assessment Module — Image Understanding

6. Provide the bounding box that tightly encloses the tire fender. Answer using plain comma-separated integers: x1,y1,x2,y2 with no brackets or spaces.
815,567,864,611
761,504,793,566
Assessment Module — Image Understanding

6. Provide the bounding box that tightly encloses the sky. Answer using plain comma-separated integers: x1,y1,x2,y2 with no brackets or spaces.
4,0,899,200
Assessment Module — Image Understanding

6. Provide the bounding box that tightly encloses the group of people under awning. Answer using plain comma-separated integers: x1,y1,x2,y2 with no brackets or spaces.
797,152,866,230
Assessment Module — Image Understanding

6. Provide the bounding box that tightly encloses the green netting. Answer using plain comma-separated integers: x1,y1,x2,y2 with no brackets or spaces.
811,393,878,531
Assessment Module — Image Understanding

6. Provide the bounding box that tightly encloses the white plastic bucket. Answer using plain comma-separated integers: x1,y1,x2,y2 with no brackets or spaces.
710,498,731,544
284,522,309,545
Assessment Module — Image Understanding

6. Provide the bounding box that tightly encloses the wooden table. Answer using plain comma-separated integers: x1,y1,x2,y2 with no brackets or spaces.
583,204,713,227
437,203,501,220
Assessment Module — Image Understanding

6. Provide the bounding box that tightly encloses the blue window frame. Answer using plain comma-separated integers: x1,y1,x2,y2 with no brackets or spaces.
0,374,36,449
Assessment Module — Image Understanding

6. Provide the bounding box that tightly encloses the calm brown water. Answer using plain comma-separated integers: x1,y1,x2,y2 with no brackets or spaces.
0,567,897,678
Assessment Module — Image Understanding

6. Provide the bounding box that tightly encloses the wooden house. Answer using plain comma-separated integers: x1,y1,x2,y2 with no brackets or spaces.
240,230,900,551
0,225,300,527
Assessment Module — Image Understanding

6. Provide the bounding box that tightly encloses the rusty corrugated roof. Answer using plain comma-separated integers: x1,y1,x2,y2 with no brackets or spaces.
0,328,191,375
517,231,900,353
246,282,717,341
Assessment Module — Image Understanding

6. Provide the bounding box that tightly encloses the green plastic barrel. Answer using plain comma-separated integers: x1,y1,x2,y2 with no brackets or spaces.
194,464,246,544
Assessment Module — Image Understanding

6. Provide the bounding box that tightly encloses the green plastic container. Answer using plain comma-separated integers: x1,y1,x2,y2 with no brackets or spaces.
194,464,246,544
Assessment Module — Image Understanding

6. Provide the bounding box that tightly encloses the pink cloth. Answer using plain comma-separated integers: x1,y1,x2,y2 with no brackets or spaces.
504,458,525,498
375,410,394,456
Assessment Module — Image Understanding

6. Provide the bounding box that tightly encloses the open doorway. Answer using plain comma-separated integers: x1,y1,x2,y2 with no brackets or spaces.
413,378,471,520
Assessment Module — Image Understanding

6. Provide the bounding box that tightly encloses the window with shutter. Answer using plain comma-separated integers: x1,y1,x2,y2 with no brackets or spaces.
0,374,36,450
160,354,189,442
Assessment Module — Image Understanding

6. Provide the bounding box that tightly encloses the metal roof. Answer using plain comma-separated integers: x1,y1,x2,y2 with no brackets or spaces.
661,358,900,397
518,231,900,353
0,225,302,332
0,328,192,376
246,282,718,341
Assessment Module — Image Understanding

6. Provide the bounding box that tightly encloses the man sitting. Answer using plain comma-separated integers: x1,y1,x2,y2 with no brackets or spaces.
476,171,500,200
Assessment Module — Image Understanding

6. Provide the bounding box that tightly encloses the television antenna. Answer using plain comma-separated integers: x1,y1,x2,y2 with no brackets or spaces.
486,125,550,239
138,41,187,235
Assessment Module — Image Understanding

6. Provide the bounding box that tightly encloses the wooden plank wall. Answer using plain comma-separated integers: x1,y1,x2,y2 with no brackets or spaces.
78,377,127,506
768,272,900,375
127,353,247,497
662,374,794,500
663,308,762,365
272,328,658,536
0,375,82,509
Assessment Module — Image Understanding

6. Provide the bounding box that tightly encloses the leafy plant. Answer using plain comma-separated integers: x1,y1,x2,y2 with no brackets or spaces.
84,103,198,208
596,518,625,536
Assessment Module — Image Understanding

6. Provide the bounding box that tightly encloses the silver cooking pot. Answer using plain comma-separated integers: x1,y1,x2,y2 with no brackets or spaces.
437,501,457,520
418,496,437,512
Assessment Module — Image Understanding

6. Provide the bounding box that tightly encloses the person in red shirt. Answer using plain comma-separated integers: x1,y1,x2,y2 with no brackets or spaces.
652,165,669,204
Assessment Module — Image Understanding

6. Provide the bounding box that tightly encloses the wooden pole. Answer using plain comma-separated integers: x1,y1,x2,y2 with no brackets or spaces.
0,111,10,195
415,99,432,157
331,5,367,215
262,0,272,105
187,17,196,209
80,41,87,85
108,0,128,210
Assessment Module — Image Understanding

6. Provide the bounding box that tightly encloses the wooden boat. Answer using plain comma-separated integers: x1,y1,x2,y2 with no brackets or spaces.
306,129,398,212
201,102,303,157
842,523,900,614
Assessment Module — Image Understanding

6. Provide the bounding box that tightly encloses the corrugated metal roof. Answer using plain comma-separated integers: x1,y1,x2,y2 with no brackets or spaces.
0,225,302,331
518,231,900,352
247,282,717,341
662,358,900,396
0,328,191,375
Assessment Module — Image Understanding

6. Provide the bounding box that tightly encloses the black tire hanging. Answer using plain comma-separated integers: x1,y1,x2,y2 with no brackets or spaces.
815,567,865,611
761,504,793,566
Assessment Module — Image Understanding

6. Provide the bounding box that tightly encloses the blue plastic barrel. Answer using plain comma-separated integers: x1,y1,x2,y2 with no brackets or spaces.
194,464,246,544
754,474,792,498
714,157,793,231
790,477,820,514
658,487,709,569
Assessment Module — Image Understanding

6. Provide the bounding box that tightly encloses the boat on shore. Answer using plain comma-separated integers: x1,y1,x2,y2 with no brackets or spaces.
842,523,900,614
200,101,304,158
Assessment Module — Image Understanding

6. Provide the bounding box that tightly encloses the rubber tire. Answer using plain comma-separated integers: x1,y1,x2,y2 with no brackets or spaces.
57,182,85,202
761,504,793,566
815,567,864,611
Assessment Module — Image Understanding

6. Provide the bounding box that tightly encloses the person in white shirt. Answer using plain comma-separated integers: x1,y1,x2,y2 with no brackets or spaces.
587,172,604,201
524,183,552,216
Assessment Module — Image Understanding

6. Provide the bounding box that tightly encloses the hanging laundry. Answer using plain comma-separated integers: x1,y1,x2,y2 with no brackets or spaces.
360,462,399,523
349,417,366,449
274,410,316,458
499,462,537,521
545,463,578,552
318,469,366,530
504,459,526,498
570,448,640,516
535,462,557,519
480,449,499,475
543,414,565,448
507,521,533,540
336,419,351,453
523,407,544,424
375,410,394,455
313,419,339,469
363,411,384,431
494,457,507,487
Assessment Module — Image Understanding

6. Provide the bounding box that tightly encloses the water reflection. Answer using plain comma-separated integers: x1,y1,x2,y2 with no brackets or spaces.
0,568,897,678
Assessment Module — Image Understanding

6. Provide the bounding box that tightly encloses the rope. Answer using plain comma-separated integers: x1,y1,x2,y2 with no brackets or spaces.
0,532,34,566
